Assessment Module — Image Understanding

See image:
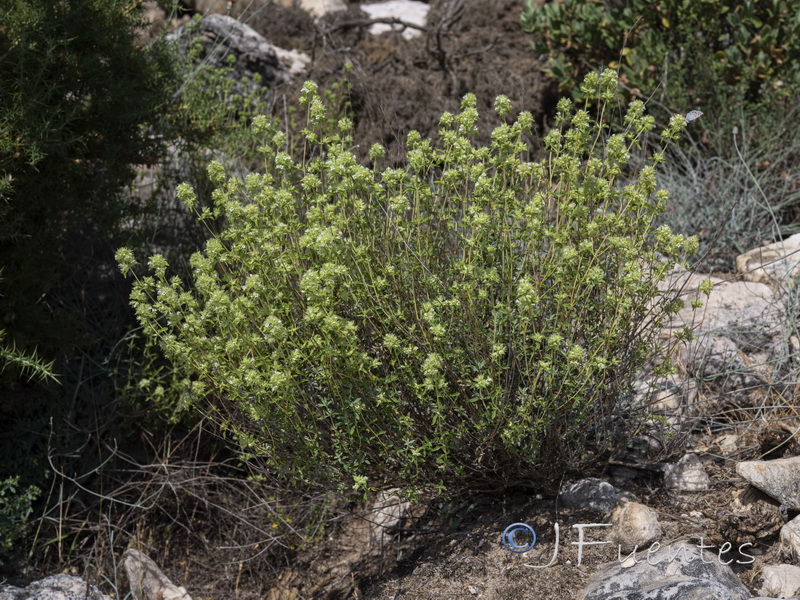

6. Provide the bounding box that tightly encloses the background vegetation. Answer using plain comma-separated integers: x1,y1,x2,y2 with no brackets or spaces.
521,0,800,271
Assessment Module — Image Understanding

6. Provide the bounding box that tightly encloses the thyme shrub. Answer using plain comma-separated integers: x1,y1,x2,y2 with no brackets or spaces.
119,71,697,492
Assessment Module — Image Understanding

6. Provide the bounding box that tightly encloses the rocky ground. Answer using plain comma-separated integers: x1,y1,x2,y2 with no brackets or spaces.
356,447,793,600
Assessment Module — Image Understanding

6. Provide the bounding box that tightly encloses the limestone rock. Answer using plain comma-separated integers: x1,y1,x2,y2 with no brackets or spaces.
657,270,789,409
559,478,635,515
369,488,409,546
271,47,311,76
736,232,800,292
714,433,740,454
664,454,711,493
780,514,800,561
758,564,800,598
736,456,800,510
0,575,112,600
609,499,662,553
578,541,750,600
123,549,192,600
664,274,778,334
166,14,291,98
275,0,346,17
360,1,430,40
683,334,768,393
634,375,699,427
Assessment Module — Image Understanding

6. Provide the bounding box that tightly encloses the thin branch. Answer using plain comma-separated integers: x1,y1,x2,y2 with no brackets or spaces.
323,17,428,35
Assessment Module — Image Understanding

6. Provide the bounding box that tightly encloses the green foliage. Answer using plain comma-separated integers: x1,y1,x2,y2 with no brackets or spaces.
169,16,274,156
123,29,357,426
520,0,800,103
120,71,697,493
0,0,177,351
0,329,56,383
0,476,40,564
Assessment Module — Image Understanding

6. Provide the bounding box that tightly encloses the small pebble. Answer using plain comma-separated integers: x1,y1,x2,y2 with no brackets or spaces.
620,555,637,568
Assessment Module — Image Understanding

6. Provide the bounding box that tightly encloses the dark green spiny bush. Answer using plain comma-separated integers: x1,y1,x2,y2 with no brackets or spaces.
0,0,177,351
119,71,699,494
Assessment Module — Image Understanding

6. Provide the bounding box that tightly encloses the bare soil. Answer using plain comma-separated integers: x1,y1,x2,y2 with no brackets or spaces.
357,460,772,600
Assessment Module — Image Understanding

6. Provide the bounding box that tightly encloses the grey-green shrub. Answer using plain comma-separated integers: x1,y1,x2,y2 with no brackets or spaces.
118,70,698,493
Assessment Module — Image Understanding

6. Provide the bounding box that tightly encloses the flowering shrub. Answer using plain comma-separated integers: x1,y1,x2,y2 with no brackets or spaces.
118,70,698,493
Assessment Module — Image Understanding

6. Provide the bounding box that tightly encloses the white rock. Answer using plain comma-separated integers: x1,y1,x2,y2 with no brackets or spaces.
737,456,800,510
166,15,291,89
664,453,711,492
781,515,800,561
758,564,800,598
0,575,113,600
361,1,429,40
633,374,698,426
369,488,409,545
684,280,777,336
124,549,192,600
715,433,740,452
736,232,800,292
272,47,311,75
619,554,637,568
609,499,661,552
659,271,785,399
276,0,347,17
